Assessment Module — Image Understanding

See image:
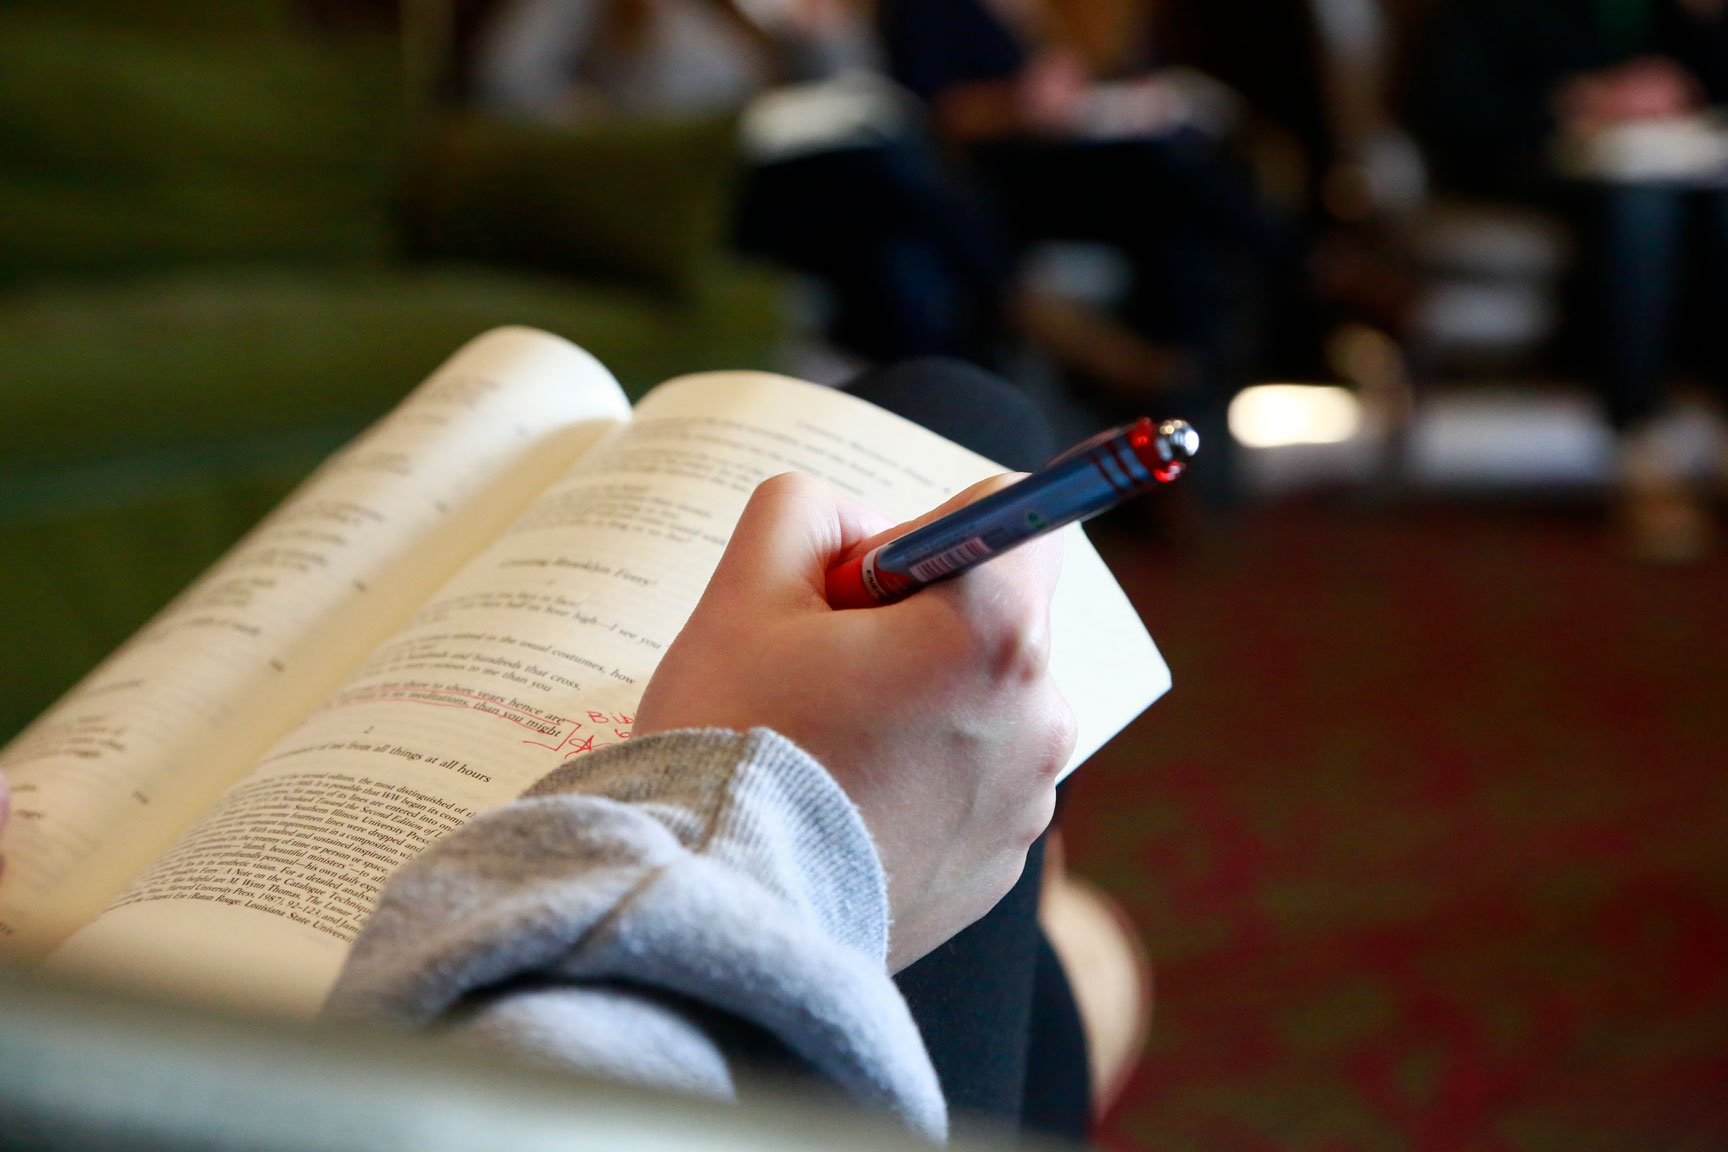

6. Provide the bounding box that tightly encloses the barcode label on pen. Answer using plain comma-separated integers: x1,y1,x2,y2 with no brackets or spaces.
910,537,994,582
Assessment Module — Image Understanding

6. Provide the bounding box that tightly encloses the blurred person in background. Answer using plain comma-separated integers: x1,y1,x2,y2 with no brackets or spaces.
874,0,1307,465
0,359,1155,1143
472,0,1015,366
1410,0,1728,561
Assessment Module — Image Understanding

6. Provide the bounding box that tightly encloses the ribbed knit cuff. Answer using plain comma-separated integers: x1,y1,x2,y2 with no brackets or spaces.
523,728,890,963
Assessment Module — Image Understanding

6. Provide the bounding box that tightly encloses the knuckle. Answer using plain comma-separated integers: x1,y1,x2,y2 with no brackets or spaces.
733,473,803,537
1015,691,1077,797
1054,686,1079,748
960,580,1053,685
1012,786,1057,853
985,611,1053,686
1045,698,1079,776
753,470,818,505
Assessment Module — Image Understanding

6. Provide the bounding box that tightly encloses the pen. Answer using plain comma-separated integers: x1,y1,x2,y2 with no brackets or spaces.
826,417,1199,609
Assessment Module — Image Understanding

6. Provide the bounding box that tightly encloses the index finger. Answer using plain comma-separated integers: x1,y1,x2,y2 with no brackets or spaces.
703,472,895,610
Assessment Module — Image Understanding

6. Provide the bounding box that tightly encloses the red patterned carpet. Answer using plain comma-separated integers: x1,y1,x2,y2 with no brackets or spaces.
1072,501,1728,1152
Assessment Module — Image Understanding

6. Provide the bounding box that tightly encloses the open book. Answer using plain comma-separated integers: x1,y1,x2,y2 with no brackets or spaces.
0,327,1168,1017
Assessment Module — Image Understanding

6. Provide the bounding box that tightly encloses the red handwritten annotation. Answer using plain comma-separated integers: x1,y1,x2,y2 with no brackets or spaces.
329,683,633,757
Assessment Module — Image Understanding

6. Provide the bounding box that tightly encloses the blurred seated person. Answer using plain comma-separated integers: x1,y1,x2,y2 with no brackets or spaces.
1409,0,1728,560
472,0,1014,365
0,361,1141,1142
0,474,1065,1140
875,0,1300,419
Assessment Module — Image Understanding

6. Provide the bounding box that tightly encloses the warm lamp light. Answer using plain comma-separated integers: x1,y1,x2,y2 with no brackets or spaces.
1228,384,1364,448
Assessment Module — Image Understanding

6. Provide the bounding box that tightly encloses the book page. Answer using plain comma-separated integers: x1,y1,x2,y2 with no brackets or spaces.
45,370,1167,1016
0,328,630,959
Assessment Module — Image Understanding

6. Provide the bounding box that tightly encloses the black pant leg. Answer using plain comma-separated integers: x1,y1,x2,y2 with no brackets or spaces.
1021,931,1094,1140
735,146,1014,364
839,358,1088,1139
892,839,1048,1125
1580,184,1686,430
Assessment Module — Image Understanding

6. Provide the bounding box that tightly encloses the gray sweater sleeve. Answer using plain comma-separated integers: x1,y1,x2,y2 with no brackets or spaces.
324,728,946,1142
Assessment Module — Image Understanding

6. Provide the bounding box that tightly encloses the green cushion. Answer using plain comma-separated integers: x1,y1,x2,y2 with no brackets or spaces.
0,262,786,738
0,0,294,33
0,445,327,742
0,14,401,278
408,113,746,302
0,261,786,472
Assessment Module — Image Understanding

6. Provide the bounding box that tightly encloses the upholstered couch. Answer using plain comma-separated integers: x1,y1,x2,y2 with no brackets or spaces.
0,1,785,737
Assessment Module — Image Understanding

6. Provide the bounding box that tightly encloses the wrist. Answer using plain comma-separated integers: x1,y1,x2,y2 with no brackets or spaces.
526,728,893,963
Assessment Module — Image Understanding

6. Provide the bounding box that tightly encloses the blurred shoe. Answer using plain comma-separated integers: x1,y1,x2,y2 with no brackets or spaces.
1012,290,1197,400
1618,484,1714,562
1616,416,1716,563
1039,832,1154,1120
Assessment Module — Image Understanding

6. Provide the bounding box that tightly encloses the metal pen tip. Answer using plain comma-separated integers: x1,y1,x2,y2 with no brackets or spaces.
1155,419,1199,462
1147,419,1198,482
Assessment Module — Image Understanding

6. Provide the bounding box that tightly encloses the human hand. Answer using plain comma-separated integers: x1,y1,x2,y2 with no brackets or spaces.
1020,47,1092,133
0,770,9,883
634,472,1075,970
1555,55,1704,128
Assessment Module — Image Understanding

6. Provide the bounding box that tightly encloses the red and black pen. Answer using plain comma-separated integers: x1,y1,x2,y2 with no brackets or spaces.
826,417,1198,610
